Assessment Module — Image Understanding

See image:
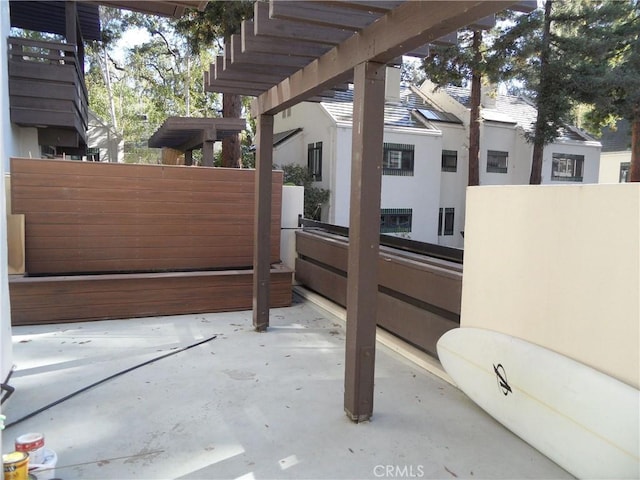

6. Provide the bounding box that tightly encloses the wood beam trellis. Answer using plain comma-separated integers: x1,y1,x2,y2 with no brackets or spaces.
202,0,528,422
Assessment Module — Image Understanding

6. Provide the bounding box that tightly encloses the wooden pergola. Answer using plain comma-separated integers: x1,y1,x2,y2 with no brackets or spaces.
148,117,246,166
202,0,533,422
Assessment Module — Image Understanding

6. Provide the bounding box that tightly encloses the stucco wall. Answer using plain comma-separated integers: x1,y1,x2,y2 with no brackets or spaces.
1,1,14,433
599,151,631,184
461,184,639,388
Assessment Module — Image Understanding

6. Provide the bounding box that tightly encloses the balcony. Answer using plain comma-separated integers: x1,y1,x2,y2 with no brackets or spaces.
7,36,88,151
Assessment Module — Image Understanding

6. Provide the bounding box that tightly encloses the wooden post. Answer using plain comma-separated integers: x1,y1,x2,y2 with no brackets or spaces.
65,1,77,46
184,150,193,166
253,114,274,331
344,61,385,422
202,128,216,167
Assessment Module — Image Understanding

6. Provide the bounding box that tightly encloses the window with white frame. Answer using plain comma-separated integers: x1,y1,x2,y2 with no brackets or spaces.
552,153,584,182
487,150,508,173
383,143,414,176
380,208,412,233
307,142,323,181
438,208,455,236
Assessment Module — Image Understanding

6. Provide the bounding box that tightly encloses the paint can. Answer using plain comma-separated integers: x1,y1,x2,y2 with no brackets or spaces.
15,434,45,465
3,451,29,480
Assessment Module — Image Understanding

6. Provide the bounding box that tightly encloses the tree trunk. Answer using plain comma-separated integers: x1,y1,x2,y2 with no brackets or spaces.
221,93,242,168
468,30,482,187
630,107,640,182
530,0,553,185
101,45,118,134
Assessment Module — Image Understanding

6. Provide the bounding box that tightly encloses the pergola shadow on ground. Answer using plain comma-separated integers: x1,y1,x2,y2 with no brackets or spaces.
2,297,572,480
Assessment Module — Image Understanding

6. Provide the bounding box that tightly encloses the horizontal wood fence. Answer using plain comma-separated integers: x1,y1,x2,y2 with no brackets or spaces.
9,158,291,325
11,158,282,274
295,230,462,358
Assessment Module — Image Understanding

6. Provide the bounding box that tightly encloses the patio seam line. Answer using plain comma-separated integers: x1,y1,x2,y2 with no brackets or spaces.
292,286,455,386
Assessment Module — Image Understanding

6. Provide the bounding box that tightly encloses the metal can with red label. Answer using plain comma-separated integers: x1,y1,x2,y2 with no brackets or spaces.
14,434,45,466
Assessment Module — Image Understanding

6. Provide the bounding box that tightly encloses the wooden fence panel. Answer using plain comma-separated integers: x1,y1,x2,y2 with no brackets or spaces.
10,158,283,275
295,230,461,357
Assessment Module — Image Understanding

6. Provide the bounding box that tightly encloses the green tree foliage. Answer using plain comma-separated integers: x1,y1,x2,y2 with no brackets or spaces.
565,0,639,180
85,8,219,163
279,164,330,221
424,2,638,184
492,0,639,182
176,2,255,168
422,28,493,186
492,2,591,183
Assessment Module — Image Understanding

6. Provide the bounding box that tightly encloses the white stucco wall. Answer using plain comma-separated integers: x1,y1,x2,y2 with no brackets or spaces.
599,151,631,184
542,140,601,184
273,102,335,222
1,0,14,437
438,124,468,248
327,126,443,243
332,126,352,227
462,184,639,389
280,185,304,273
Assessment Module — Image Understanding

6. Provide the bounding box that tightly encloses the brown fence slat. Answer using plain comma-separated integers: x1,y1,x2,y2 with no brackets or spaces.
295,230,461,357
10,267,292,325
10,158,283,274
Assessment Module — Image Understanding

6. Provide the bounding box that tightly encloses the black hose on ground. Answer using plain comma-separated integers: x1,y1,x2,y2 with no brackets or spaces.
4,333,218,430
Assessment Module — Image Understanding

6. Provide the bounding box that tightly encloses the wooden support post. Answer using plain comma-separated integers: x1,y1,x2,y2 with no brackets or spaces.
252,114,274,331
202,128,216,167
65,1,77,45
184,149,193,166
344,61,385,423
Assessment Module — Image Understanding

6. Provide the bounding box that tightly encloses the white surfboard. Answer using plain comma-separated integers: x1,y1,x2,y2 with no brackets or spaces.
437,327,640,479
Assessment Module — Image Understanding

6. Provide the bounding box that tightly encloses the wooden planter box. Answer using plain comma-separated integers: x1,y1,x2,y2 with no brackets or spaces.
9,158,291,325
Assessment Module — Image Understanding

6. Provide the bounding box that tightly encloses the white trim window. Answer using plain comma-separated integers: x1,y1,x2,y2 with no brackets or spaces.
552,153,584,182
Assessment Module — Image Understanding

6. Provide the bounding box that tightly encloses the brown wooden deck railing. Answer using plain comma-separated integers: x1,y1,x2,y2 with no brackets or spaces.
8,37,88,144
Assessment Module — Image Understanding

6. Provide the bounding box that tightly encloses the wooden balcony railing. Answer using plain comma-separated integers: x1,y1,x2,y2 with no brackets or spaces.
7,36,88,148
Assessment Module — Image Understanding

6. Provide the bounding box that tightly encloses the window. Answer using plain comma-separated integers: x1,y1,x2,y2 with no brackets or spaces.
620,162,630,183
86,148,100,162
307,142,323,181
441,150,458,172
383,143,414,176
282,108,291,119
552,153,584,182
487,150,508,173
380,208,412,233
438,208,455,236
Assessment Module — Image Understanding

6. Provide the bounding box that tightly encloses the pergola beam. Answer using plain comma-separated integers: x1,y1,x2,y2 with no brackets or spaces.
242,20,332,58
253,1,514,115
254,1,351,45
269,1,379,30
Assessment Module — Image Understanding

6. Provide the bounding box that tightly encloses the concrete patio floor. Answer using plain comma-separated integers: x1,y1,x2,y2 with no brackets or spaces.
2,293,573,480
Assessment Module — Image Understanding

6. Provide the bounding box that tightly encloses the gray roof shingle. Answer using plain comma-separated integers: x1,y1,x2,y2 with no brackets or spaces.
321,86,442,130
600,120,631,152
444,85,594,142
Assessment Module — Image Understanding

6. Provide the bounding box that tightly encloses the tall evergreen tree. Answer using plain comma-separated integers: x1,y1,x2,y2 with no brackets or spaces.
565,0,639,181
493,0,639,182
176,2,254,168
422,28,490,186
490,1,578,184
